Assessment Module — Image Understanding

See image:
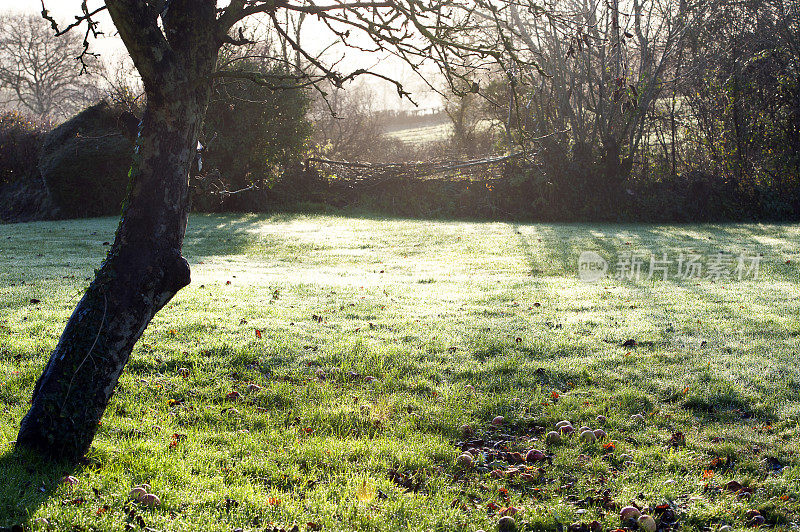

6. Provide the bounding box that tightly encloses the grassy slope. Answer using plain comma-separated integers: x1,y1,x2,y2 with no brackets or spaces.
384,119,498,146
385,123,453,145
1,215,799,531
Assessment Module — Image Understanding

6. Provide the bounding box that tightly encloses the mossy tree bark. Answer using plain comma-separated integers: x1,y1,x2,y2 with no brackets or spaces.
16,0,220,461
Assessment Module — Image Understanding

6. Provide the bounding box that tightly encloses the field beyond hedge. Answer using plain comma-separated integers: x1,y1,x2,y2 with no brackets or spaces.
1,214,800,531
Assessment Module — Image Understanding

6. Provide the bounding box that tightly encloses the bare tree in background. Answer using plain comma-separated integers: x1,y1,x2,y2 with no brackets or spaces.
0,13,101,120
507,0,698,183
678,0,800,182
311,83,390,160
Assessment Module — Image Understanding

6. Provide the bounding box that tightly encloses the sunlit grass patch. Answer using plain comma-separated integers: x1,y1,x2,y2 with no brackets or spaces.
1,214,799,530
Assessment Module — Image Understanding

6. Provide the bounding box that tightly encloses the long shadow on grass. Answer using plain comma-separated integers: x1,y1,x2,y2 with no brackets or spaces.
0,447,75,527
183,213,269,258
513,221,798,280
512,222,623,276
188,213,799,282
510,222,793,421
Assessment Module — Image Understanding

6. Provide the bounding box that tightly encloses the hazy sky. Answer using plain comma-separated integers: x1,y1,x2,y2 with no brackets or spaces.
3,0,442,110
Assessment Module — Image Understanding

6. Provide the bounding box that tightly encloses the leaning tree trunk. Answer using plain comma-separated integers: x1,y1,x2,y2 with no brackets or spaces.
16,88,210,460
12,0,222,462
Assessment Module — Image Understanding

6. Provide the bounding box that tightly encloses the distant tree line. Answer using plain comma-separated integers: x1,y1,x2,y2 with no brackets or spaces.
1,0,798,222
483,0,800,220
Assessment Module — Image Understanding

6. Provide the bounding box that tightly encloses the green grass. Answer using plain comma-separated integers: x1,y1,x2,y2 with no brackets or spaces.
384,119,499,146
385,122,453,145
1,214,799,531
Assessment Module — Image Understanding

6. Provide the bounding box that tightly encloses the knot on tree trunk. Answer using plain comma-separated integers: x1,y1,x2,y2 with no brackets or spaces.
156,253,191,306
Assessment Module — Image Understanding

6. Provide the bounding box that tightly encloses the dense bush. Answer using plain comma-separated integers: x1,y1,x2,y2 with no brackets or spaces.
0,111,49,186
6,65,312,218
194,61,312,212
0,112,61,223
38,101,135,218
280,156,797,222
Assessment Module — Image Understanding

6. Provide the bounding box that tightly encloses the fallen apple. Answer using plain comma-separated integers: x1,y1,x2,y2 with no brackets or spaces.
580,430,596,443
630,413,645,423
725,480,742,491
596,415,607,424
593,429,608,440
638,514,657,532
545,431,562,444
525,449,546,462
555,420,572,430
498,515,517,532
129,487,147,501
140,493,161,508
620,506,641,520
226,391,241,401
457,452,474,469
460,424,475,438
492,416,505,427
